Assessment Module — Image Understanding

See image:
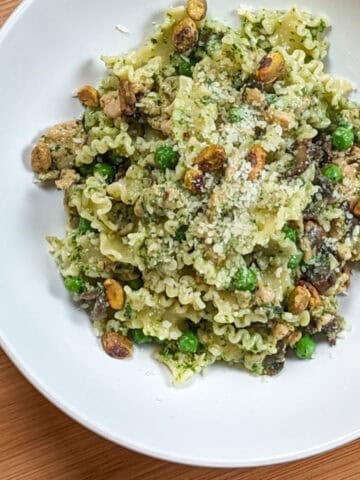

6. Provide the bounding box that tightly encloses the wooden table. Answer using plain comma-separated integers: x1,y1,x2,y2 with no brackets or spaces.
1,1,360,478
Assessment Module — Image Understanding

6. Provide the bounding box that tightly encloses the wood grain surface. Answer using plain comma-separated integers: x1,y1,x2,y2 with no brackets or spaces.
1,1,360,479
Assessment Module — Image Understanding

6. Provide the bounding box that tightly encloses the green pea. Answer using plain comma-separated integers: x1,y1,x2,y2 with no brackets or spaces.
132,329,152,345
233,267,257,292
178,331,199,353
282,225,297,243
127,278,144,291
78,164,94,177
174,225,188,242
154,145,179,170
322,164,343,183
294,335,316,359
331,126,354,151
228,106,245,123
94,163,116,182
288,252,303,270
64,276,86,295
78,218,92,235
178,60,193,77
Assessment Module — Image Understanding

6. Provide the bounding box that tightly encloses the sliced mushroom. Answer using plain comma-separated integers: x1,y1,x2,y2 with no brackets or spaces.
247,145,266,180
184,168,205,193
101,332,133,359
290,141,310,176
118,79,137,116
103,279,126,310
77,85,100,108
287,286,310,315
195,144,227,172
262,342,286,376
302,256,336,294
173,17,198,53
186,0,207,21
31,142,52,173
320,315,343,346
256,51,285,84
304,221,325,247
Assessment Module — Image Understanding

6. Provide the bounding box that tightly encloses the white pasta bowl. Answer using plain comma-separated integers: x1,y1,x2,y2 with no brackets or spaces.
1,0,360,467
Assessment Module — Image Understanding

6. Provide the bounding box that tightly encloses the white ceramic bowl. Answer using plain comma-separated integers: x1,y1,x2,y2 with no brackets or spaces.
1,0,360,467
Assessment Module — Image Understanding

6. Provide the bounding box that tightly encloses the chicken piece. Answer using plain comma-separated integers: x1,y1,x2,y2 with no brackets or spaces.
100,91,122,119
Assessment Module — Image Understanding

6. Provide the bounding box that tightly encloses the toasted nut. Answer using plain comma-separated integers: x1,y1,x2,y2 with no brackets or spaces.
104,279,126,310
298,281,321,309
77,85,100,108
101,332,133,359
351,198,360,217
118,79,137,116
287,331,302,348
55,169,78,190
287,286,310,315
247,145,266,180
173,17,198,53
186,0,207,21
184,168,205,193
195,145,227,172
31,142,52,173
256,51,285,85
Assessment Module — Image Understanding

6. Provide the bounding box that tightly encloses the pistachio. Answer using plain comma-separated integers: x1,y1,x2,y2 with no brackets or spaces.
104,279,126,310
298,281,322,309
31,142,52,173
184,168,205,193
173,17,198,53
195,144,227,172
186,0,207,21
101,332,133,359
351,198,360,217
247,145,266,180
287,331,302,348
77,85,100,108
287,286,310,315
118,79,137,116
256,51,285,84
